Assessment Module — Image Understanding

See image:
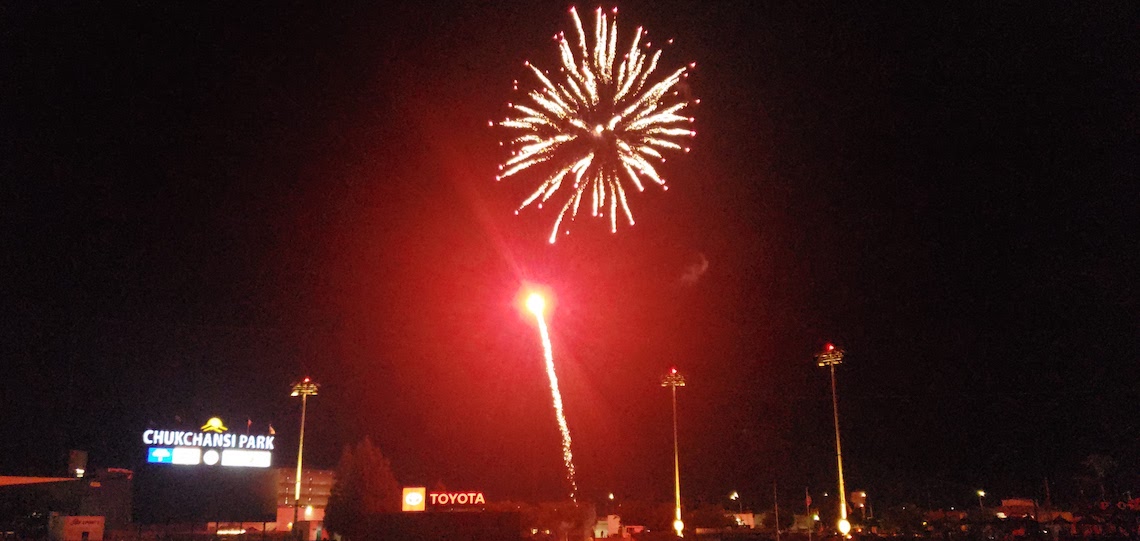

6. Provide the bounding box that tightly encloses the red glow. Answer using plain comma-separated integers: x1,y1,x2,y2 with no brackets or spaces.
826,344,834,351
303,377,310,382
670,367,677,374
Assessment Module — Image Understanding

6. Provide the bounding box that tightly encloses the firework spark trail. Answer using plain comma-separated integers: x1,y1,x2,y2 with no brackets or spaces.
496,6,698,243
528,295,578,501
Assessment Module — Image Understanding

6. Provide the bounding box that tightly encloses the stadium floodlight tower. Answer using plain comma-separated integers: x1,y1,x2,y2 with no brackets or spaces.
661,367,687,537
815,344,850,536
290,377,319,539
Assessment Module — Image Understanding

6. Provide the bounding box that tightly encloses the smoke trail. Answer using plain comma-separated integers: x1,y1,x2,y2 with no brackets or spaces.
533,310,578,501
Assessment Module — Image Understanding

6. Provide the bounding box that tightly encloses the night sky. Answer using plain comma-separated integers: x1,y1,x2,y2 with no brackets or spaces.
3,1,1137,513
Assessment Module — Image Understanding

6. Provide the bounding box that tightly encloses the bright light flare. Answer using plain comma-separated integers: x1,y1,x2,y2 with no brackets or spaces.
526,293,546,315
496,6,698,243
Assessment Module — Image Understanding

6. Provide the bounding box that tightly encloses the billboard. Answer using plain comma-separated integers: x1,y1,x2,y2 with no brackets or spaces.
141,417,273,469
133,417,276,523
402,487,489,512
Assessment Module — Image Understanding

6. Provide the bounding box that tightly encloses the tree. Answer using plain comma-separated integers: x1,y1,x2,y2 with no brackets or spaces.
687,502,736,530
1081,453,1117,503
323,438,401,539
483,500,539,537
532,501,595,541
879,503,925,536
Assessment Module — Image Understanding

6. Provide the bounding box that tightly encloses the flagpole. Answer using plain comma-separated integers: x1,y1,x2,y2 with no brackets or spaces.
806,487,813,541
774,482,780,541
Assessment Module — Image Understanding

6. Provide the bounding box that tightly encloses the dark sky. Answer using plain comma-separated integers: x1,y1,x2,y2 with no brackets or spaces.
3,1,1137,513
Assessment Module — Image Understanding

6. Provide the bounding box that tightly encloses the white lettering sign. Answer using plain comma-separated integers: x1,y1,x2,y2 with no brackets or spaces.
220,449,272,468
142,429,274,451
428,492,486,506
171,447,201,465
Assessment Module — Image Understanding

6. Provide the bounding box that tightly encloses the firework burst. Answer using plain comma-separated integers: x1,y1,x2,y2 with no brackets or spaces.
495,6,698,243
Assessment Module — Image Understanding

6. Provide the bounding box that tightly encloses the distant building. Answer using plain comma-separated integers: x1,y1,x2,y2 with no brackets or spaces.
0,469,132,536
791,512,820,531
171,467,334,539
589,515,644,539
996,498,1038,519
732,512,757,528
592,514,623,538
48,515,104,541
275,467,335,540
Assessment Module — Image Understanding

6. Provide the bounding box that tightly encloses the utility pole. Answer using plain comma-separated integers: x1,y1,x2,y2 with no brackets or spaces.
774,482,781,541
807,487,813,541
816,344,850,536
290,378,319,540
662,368,686,538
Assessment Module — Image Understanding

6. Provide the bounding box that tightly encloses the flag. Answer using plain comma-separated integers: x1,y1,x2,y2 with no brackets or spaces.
269,423,275,435
247,418,252,434
805,487,812,511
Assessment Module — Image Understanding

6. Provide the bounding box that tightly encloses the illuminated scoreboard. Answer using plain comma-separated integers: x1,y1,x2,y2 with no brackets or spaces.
143,417,273,469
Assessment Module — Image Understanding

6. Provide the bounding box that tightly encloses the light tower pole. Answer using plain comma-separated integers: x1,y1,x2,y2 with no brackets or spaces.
815,344,850,536
661,367,686,537
290,377,319,539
